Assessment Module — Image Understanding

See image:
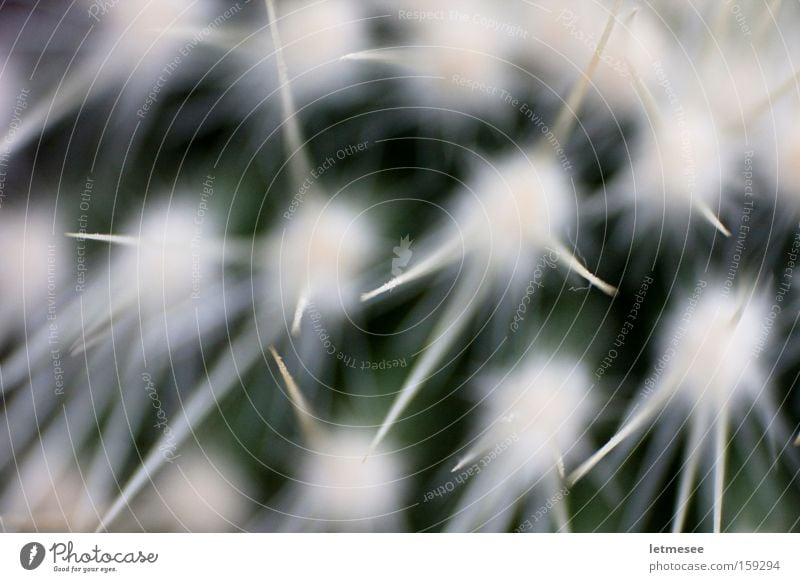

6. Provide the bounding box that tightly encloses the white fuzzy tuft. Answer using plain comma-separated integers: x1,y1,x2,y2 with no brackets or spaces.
277,198,377,318
629,108,732,233
473,357,595,474
569,281,774,532
292,429,408,531
387,0,520,111
457,154,571,278
277,0,370,96
98,0,215,62
0,209,63,329
660,282,769,415
115,201,219,313
448,357,596,531
125,447,252,532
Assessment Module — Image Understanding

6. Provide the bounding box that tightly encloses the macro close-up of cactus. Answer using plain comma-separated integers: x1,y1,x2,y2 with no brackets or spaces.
1,0,799,540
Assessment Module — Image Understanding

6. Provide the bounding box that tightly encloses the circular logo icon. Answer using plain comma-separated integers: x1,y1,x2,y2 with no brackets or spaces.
20,542,45,570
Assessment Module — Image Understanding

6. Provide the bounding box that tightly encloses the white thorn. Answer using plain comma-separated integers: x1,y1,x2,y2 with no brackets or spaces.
549,0,624,145
269,346,320,442
672,414,704,533
451,449,480,473
713,410,729,533
361,238,460,303
568,389,668,487
291,293,309,336
550,240,617,296
64,232,139,246
368,268,484,454
97,326,266,530
265,0,313,185
549,470,571,533
341,49,397,64
552,446,566,480
694,201,731,237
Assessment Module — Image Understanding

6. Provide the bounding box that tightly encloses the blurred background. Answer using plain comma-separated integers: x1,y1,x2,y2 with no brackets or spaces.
1,0,799,532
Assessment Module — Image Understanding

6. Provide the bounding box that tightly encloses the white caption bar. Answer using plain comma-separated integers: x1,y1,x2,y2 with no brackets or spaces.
1,533,797,580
